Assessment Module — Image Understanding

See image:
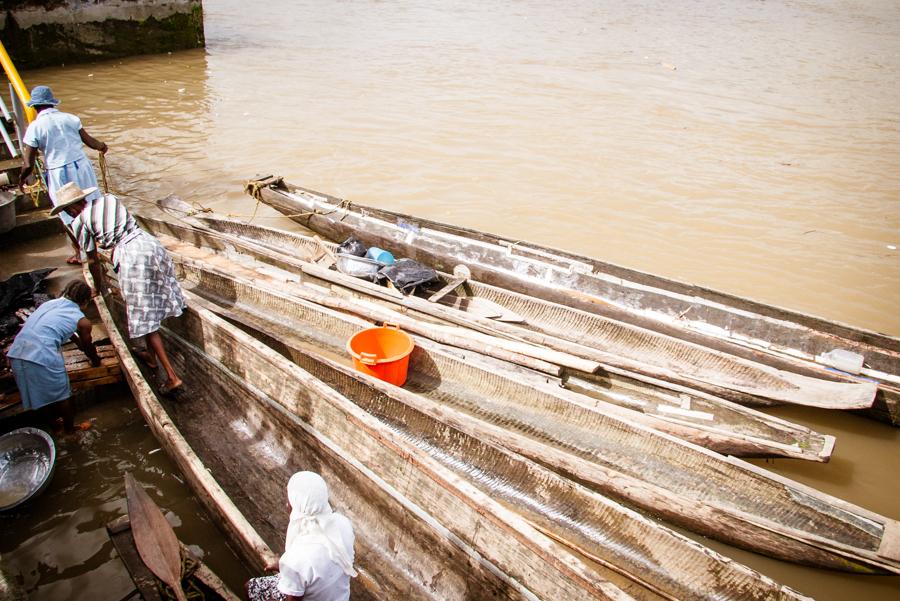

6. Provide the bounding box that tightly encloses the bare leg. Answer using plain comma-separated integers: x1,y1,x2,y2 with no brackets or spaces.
134,337,159,369
58,398,75,433
146,331,182,392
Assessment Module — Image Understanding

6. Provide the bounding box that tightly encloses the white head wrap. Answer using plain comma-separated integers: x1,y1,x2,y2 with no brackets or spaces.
285,471,357,577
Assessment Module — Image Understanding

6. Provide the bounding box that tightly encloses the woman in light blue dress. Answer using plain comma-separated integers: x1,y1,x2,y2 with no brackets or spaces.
6,280,100,432
17,85,108,265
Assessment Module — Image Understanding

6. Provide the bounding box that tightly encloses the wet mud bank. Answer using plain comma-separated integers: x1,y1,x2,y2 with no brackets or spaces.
0,0,205,69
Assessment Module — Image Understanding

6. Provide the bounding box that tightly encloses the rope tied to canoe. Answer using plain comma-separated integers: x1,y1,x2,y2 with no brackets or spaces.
242,178,267,224
240,176,348,222
157,553,205,600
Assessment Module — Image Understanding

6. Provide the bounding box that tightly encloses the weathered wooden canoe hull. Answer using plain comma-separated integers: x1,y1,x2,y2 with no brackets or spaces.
183,202,874,411
249,179,900,424
180,293,820,601
156,243,898,576
93,257,814,599
93,285,581,600
140,214,836,462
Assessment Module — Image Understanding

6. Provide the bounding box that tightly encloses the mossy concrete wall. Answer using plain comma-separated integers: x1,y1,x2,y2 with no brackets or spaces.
0,1,204,69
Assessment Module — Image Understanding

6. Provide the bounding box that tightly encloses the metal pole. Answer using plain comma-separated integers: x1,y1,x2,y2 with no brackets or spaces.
0,40,35,123
0,119,17,157
0,93,16,156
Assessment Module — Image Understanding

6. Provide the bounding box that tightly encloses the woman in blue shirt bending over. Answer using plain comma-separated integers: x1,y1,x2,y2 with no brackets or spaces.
6,280,100,433
18,85,108,265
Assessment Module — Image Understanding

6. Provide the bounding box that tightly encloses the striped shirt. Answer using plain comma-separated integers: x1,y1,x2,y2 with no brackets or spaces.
72,193,138,253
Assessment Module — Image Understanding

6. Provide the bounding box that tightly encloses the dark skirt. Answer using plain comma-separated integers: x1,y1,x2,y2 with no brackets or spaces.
245,575,286,601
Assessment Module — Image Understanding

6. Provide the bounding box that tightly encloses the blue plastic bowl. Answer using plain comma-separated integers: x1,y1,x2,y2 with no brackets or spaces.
365,247,395,266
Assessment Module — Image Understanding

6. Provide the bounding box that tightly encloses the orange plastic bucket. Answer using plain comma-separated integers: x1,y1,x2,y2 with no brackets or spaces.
347,324,415,386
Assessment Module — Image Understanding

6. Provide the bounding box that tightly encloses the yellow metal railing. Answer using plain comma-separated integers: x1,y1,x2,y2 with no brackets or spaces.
0,40,34,123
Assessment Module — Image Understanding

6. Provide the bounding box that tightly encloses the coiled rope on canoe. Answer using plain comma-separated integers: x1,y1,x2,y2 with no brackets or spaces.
158,553,205,600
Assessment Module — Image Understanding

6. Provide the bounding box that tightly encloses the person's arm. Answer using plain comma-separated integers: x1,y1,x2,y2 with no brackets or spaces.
86,250,106,296
18,144,37,190
79,128,108,154
71,317,101,367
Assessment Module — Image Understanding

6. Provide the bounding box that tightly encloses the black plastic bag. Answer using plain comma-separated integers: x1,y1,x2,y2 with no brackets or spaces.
0,268,55,315
376,259,439,294
336,236,367,257
0,268,56,339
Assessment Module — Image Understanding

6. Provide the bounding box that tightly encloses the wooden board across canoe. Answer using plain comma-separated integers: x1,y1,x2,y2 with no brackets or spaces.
0,345,121,414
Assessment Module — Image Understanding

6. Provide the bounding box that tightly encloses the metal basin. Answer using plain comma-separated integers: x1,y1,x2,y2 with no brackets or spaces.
0,427,56,510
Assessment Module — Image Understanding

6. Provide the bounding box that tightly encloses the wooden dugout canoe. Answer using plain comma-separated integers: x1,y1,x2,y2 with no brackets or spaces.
150,235,900,576
90,266,809,601
91,279,563,600
142,211,835,462
247,177,899,424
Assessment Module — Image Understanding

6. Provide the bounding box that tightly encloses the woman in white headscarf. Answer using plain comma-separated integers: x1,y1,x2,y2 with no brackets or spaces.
246,472,356,601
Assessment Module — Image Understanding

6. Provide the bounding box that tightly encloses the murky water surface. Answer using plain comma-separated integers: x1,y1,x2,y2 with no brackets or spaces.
4,1,899,599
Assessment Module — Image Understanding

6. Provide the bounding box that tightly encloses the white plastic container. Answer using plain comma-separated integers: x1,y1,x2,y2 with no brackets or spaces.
816,349,865,374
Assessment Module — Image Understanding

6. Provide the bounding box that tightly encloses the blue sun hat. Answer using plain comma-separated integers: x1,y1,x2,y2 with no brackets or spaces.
26,85,60,107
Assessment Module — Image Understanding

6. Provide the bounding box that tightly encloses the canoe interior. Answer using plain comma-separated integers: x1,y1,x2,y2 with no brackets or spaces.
140,214,836,461
176,291,817,601
161,248,894,577
100,296,536,601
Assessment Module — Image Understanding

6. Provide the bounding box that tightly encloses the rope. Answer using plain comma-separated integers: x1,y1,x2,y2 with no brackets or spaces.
76,165,342,229
158,553,205,600
98,151,110,193
22,156,49,208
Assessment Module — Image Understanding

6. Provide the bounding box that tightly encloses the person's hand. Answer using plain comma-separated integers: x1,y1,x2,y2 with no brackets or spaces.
90,355,101,368
99,142,108,154
264,558,280,572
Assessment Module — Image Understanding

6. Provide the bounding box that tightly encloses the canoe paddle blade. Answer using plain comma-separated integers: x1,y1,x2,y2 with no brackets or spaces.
124,473,188,601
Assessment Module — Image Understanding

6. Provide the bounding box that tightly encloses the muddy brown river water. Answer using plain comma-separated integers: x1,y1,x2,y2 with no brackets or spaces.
2,1,898,599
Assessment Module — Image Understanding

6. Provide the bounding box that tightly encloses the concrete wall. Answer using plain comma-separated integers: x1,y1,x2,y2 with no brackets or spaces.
1,1,204,69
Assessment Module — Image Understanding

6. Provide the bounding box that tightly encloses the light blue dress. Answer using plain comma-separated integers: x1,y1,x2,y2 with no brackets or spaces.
22,108,100,225
7,298,85,410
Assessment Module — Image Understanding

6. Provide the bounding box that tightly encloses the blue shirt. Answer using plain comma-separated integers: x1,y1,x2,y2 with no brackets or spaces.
22,108,88,169
6,298,84,369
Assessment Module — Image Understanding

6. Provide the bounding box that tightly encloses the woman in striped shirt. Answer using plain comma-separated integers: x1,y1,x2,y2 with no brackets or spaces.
51,182,186,394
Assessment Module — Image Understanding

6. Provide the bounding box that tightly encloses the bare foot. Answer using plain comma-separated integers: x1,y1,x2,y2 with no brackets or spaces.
134,349,158,370
65,421,92,434
161,377,183,395
66,255,82,265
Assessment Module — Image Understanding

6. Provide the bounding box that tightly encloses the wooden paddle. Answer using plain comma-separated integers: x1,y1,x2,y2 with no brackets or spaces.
124,473,188,601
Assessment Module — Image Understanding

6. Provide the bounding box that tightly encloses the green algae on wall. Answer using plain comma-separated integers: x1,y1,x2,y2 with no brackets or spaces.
0,1,205,69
